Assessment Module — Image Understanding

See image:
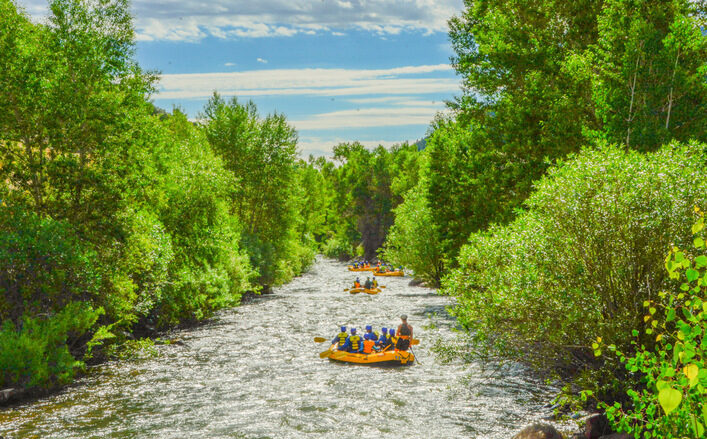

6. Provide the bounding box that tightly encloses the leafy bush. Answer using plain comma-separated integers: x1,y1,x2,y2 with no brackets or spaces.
382,183,445,286
595,211,707,438
443,142,707,393
0,206,101,323
322,236,355,260
0,301,102,390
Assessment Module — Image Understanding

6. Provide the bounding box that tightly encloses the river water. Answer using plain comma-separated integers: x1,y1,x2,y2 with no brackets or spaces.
0,257,568,438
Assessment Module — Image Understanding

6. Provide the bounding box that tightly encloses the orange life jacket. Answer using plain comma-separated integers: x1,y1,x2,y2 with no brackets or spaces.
363,339,375,354
354,282,361,288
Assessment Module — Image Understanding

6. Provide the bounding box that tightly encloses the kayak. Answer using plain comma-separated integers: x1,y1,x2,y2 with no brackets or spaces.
326,344,414,365
349,288,380,295
347,266,376,272
374,270,404,277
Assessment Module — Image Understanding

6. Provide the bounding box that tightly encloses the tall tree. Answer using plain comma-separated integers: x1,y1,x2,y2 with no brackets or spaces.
201,94,299,286
581,0,707,150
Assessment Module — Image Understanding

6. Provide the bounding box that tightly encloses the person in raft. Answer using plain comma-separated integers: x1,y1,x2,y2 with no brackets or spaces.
364,277,372,289
363,325,379,341
376,327,389,348
396,315,413,351
353,277,361,288
332,326,348,349
372,277,378,288
362,326,378,354
345,327,363,353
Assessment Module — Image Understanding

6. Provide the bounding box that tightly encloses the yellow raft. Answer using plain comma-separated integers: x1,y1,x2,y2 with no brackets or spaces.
347,266,376,272
374,270,404,277
349,287,380,295
326,344,414,365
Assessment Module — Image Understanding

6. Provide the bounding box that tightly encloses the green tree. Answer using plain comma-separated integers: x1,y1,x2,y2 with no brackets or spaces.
382,182,445,286
577,0,707,150
201,94,302,286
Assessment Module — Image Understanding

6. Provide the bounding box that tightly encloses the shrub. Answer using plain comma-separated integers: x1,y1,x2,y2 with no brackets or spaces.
0,301,102,390
596,211,707,438
443,142,707,394
382,183,445,286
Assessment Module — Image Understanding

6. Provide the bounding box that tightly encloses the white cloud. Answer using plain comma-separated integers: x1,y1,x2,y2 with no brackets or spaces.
291,106,447,130
256,58,268,64
224,62,236,67
156,64,458,100
17,0,464,41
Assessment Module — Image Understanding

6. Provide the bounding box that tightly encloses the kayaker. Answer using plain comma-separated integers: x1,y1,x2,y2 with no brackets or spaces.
332,326,348,349
346,327,363,353
364,277,372,289
396,315,413,351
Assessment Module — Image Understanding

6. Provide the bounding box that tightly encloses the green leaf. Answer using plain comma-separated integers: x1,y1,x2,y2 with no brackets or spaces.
686,269,699,282
695,237,705,249
693,221,705,234
658,386,682,415
696,255,707,268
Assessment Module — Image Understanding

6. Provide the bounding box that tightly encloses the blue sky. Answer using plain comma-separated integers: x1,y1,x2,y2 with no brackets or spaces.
20,0,464,156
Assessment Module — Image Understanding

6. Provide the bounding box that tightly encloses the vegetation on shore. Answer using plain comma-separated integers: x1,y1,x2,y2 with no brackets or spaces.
0,0,321,393
1,0,707,436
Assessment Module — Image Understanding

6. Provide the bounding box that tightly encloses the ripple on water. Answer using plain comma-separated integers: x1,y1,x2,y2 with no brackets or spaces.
0,257,569,438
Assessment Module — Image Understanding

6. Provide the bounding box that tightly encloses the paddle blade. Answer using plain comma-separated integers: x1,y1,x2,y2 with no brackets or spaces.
379,285,386,289
319,349,332,359
314,337,327,343
350,290,360,294
411,339,420,345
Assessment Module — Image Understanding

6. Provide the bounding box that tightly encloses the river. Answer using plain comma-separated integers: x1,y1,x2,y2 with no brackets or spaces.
0,257,567,438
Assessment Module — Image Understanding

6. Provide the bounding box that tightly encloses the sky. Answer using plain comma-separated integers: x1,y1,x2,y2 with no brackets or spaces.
19,0,465,157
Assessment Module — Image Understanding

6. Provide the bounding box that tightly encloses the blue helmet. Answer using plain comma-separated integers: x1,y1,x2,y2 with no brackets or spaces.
341,326,346,332
382,327,388,333
365,325,372,331
351,328,357,333
389,329,395,336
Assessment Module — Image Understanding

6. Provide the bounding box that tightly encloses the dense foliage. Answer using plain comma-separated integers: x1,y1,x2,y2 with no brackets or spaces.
592,212,707,438
442,143,707,396
0,0,317,392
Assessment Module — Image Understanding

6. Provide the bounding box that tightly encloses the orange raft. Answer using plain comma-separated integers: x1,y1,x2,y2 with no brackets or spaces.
347,266,376,272
325,344,414,365
349,288,380,295
373,270,404,277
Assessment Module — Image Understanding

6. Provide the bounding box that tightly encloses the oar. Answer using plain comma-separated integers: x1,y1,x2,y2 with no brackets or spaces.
314,337,327,343
350,289,361,294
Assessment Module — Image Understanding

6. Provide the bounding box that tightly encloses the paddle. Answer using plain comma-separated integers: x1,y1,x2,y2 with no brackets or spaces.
313,337,328,343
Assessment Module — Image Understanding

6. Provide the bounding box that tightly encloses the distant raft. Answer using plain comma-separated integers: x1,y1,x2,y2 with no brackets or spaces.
347,266,376,272
349,287,380,295
373,270,404,277
325,344,414,365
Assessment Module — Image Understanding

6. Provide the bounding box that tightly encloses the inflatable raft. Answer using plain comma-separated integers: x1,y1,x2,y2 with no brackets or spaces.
347,266,376,272
349,287,380,295
326,344,414,365
374,270,404,277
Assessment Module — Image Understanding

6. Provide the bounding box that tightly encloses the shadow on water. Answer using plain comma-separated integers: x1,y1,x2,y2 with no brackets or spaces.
0,257,568,439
